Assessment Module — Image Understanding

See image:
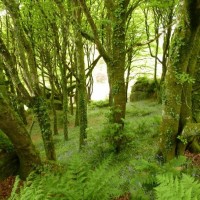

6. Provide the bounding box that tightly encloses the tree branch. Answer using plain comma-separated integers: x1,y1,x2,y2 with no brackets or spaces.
126,0,144,19
86,55,101,77
77,0,111,63
126,21,175,53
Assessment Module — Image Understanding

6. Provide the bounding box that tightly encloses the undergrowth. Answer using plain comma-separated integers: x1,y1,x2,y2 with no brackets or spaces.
155,173,200,200
9,100,200,200
9,156,124,200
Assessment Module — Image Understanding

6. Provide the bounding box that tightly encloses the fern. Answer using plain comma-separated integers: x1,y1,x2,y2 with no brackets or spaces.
9,176,20,200
9,172,47,200
129,156,188,199
10,156,124,200
155,173,200,200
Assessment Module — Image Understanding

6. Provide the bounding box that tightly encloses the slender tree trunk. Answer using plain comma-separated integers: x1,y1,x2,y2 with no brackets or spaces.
110,0,127,125
69,75,74,115
2,0,57,161
73,0,88,148
160,6,174,84
78,0,130,152
125,48,133,102
32,97,56,160
62,63,69,141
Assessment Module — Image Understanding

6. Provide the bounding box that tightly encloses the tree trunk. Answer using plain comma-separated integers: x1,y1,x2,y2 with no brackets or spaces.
2,0,57,161
0,97,41,179
32,97,56,161
78,0,130,152
159,0,200,161
73,0,88,148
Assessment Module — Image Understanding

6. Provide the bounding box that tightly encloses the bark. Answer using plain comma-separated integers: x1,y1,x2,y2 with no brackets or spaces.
32,97,56,160
2,0,40,95
0,36,31,101
178,123,200,154
1,0,57,161
159,0,200,161
0,152,19,180
50,75,59,136
108,0,128,126
78,0,132,152
125,48,133,102
73,0,88,148
192,59,200,122
0,80,41,180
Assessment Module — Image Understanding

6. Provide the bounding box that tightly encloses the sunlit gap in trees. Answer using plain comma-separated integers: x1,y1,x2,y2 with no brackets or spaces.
91,55,162,101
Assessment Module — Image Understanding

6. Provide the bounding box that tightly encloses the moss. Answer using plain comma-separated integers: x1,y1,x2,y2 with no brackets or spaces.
0,130,14,152
130,77,157,102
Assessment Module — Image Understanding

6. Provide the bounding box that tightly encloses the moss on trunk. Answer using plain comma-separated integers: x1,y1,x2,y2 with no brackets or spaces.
32,97,56,161
0,97,41,180
159,0,200,161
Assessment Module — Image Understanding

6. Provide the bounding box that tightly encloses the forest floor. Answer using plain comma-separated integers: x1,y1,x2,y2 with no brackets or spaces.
1,100,200,200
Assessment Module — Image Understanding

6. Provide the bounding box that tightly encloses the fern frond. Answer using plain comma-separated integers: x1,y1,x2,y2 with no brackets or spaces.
9,176,20,200
155,173,200,200
9,155,125,200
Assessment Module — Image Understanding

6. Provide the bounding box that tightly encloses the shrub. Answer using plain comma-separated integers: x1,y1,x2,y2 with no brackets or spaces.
89,100,109,108
130,76,158,102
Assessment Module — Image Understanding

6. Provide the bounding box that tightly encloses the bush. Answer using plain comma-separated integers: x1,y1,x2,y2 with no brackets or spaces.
89,100,109,108
130,76,157,102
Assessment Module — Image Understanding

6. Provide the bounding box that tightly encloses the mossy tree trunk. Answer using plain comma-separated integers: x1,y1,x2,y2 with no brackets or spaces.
109,0,127,127
0,97,41,179
1,33,55,160
192,58,200,122
78,0,132,152
32,97,56,160
159,0,200,161
56,0,70,141
2,0,56,160
40,47,59,136
0,61,41,180
73,0,88,148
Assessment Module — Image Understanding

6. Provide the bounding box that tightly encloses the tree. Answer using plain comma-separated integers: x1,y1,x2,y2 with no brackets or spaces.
72,0,88,148
158,0,200,161
0,59,41,180
143,0,176,85
1,0,56,160
78,0,142,152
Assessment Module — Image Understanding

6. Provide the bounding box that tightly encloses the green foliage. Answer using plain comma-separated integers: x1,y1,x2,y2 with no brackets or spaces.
175,72,195,85
83,129,114,166
10,97,200,200
9,176,22,200
129,156,188,199
10,156,124,200
155,173,200,200
145,0,178,9
130,76,158,103
177,135,188,145
89,100,109,108
136,76,150,84
137,76,157,92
